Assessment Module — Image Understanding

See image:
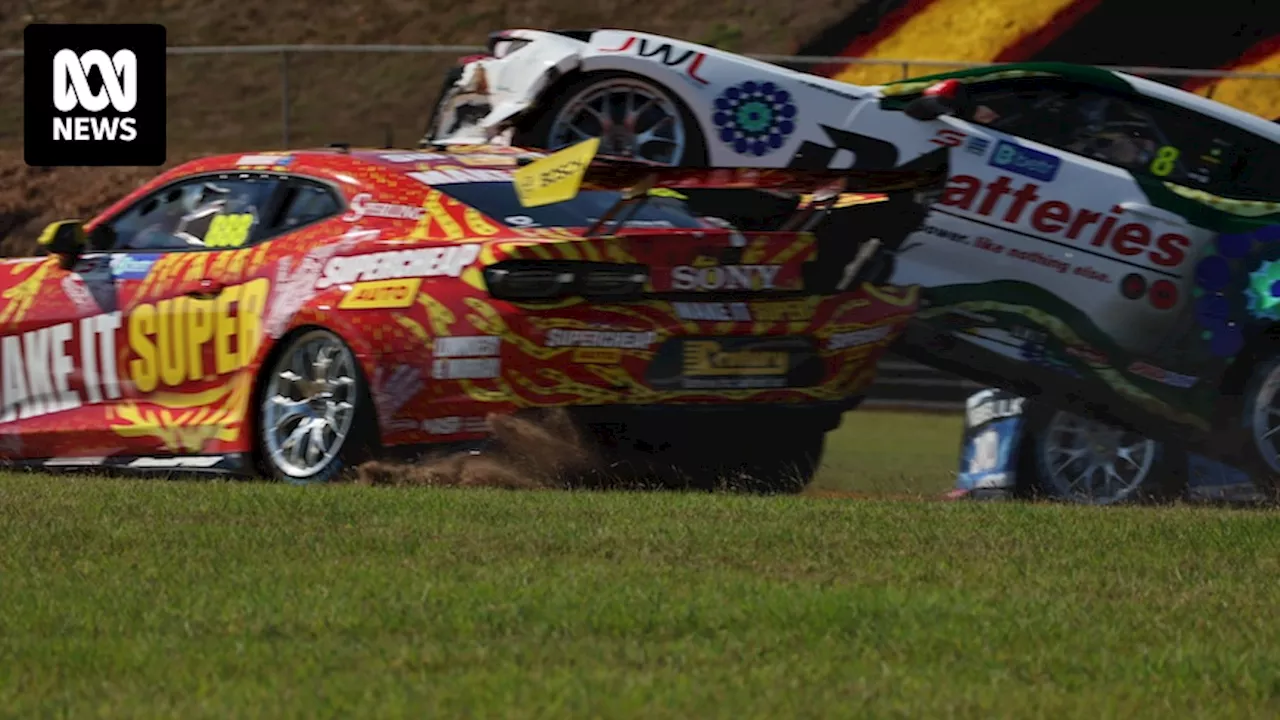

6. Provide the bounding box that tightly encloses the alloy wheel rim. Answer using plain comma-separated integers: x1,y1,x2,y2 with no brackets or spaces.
547,78,686,164
1250,361,1280,473
1038,411,1157,504
262,333,358,480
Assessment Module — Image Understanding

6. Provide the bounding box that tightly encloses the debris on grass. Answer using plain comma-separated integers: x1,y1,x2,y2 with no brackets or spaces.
355,408,602,489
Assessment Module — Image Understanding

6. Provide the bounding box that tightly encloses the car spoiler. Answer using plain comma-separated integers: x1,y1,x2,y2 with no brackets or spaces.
513,138,938,207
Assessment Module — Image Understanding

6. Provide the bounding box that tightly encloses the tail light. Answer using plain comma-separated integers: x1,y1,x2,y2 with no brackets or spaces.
483,260,649,302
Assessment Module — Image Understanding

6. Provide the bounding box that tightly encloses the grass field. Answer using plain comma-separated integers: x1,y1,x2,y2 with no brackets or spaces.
3,411,1279,718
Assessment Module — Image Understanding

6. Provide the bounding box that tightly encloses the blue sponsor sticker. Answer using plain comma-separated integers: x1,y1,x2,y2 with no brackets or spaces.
988,140,1061,182
965,136,989,156
109,253,160,279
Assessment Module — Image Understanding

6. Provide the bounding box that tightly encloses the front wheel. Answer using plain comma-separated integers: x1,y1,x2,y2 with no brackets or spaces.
1237,356,1280,499
257,328,374,484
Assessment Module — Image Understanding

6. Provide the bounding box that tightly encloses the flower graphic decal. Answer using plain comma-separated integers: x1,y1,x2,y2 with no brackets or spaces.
712,81,797,157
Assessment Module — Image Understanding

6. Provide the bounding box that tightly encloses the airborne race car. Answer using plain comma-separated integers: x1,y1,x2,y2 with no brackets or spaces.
426,29,1280,499
3,141,936,488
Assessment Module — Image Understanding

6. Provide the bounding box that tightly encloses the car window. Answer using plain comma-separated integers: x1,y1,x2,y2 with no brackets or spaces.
272,181,343,231
99,174,285,252
433,182,709,230
962,78,1277,201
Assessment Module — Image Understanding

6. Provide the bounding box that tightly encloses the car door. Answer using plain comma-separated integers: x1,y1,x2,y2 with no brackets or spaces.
87,172,291,463
890,77,1219,375
0,250,132,462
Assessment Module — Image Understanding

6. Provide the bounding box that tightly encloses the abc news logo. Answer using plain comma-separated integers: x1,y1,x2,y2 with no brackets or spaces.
24,24,166,166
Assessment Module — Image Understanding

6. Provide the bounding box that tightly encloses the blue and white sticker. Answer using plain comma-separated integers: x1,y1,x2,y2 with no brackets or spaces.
965,136,990,156
988,140,1061,182
957,389,1026,491
712,81,796,157
109,253,160,279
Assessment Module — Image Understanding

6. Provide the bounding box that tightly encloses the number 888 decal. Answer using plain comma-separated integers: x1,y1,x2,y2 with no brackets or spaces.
203,213,255,248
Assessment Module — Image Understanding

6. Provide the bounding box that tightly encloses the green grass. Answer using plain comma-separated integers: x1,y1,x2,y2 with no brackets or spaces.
3,411,1279,718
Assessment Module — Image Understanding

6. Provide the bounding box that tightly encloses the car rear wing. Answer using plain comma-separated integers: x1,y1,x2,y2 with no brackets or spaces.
512,138,940,206
512,138,930,236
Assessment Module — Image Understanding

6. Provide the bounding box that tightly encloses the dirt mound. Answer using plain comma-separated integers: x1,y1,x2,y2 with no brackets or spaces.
0,150,197,257
355,408,603,489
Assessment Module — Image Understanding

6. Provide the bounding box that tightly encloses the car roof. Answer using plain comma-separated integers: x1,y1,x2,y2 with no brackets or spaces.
159,145,548,190
882,62,1280,144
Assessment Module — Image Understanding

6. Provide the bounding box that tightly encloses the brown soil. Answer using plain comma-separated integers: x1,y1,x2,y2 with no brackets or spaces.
0,1,865,255
355,408,602,489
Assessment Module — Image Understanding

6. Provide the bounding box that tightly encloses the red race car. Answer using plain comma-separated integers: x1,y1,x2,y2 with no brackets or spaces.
6,139,939,489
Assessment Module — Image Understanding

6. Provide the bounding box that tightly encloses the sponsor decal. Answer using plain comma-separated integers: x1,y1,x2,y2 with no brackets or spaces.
127,278,269,393
380,152,449,163
108,253,159,279
0,312,120,422
338,278,423,310
263,229,366,339
930,129,966,148
571,348,622,364
341,192,427,222
827,325,893,351
544,329,655,349
672,301,751,322
670,300,813,323
597,36,708,85
965,394,1025,429
750,300,814,322
315,245,479,289
918,224,969,244
408,168,513,185
61,274,100,315
1065,345,1109,365
431,358,500,380
670,264,781,291
711,80,797,158
965,137,990,156
127,456,224,469
1128,360,1197,388
422,415,489,435
0,278,269,423
25,23,166,166
235,153,293,166
939,174,1191,269
372,364,424,433
683,340,788,377
988,140,1060,182
433,335,501,358
657,336,820,390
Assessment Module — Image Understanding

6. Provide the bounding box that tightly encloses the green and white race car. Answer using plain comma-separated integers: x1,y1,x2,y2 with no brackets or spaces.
426,29,1280,496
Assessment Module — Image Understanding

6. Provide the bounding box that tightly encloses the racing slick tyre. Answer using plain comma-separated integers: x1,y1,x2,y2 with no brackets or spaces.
1018,405,1186,505
256,328,376,484
1236,356,1280,501
513,70,707,166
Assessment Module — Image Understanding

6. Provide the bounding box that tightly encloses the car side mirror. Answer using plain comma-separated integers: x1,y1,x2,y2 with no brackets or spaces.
37,220,87,269
905,79,971,121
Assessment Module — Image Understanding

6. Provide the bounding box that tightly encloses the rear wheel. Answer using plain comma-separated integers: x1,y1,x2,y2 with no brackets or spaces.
257,329,375,484
1020,407,1185,505
514,71,705,165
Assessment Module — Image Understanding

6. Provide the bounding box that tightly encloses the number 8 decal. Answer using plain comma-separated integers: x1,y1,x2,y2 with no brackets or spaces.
1149,146,1179,177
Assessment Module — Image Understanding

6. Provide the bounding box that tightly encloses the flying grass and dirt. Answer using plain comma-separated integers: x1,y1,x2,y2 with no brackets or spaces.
5,411,1280,717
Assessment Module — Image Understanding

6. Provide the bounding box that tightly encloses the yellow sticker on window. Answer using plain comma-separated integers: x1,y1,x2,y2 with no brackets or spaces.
203,213,255,248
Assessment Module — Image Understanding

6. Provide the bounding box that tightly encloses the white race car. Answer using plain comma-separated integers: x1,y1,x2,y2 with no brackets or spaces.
424,29,1280,498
